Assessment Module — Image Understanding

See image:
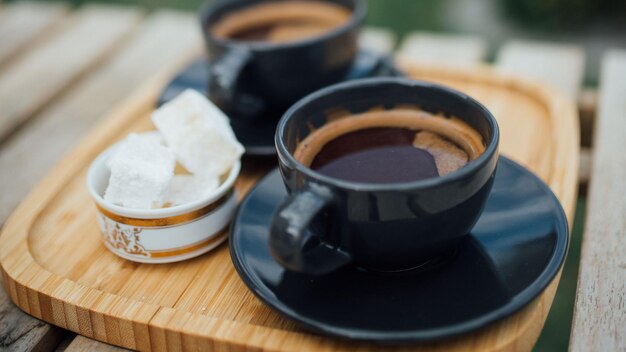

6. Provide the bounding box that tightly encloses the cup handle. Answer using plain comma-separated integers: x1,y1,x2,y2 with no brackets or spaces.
209,46,252,108
269,185,352,275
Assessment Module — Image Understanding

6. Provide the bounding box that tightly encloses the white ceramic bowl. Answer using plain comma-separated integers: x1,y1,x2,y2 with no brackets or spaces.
87,143,240,263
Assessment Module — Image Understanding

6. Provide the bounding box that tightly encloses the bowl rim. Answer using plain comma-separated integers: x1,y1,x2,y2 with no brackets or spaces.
86,138,241,219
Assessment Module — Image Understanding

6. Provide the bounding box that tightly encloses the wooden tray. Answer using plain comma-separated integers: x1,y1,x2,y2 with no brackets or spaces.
0,62,579,352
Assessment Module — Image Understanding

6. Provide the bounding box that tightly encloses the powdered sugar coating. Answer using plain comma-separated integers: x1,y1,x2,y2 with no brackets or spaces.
151,89,244,177
104,133,175,209
165,174,220,206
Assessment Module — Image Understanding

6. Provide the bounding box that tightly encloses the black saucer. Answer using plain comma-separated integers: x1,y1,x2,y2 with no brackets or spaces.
229,157,569,343
158,50,404,156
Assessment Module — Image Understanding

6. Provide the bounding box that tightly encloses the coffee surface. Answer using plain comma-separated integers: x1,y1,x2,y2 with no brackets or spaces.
311,128,440,183
295,109,485,183
211,1,351,44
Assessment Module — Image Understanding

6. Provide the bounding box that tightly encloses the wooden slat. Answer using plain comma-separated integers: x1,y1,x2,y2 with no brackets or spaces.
0,288,65,351
358,27,395,54
0,10,202,351
0,9,201,223
397,31,487,66
0,2,68,66
0,5,142,143
65,336,126,351
570,50,626,351
496,40,585,99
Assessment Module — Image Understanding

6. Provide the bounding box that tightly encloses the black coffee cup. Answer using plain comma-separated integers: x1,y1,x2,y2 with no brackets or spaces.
199,0,366,119
270,78,500,275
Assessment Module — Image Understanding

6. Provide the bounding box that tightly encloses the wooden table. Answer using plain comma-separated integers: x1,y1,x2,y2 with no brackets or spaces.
0,2,624,351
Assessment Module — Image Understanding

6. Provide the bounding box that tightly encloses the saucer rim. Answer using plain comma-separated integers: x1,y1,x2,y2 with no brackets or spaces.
229,156,569,343
158,49,404,157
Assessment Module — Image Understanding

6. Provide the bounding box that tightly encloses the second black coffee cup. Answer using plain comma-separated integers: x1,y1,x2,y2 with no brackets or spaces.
200,0,366,118
270,78,500,275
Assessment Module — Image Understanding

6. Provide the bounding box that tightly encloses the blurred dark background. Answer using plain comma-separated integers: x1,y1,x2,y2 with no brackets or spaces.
9,0,625,83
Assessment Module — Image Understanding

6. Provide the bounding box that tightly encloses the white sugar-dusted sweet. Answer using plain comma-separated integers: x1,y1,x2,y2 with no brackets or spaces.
105,132,166,170
104,133,175,209
132,131,166,146
165,174,220,206
151,89,244,177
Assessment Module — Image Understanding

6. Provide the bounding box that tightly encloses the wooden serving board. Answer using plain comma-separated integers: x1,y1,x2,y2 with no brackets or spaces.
0,61,578,352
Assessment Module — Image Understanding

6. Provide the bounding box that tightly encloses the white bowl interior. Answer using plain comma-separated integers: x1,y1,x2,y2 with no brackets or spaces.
90,148,113,198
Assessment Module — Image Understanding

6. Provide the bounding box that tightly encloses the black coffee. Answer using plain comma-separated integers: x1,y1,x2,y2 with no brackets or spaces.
224,20,333,43
211,1,351,44
295,109,486,184
311,128,440,183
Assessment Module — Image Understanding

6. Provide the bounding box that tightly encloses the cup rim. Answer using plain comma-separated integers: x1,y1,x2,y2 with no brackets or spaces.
198,0,366,51
275,77,500,191
86,139,241,219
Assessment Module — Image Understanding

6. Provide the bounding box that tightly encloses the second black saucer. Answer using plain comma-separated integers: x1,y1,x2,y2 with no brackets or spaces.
229,157,569,343
158,50,404,156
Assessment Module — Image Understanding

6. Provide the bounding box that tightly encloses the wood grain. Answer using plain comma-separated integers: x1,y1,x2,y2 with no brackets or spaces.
0,5,141,143
0,2,67,67
0,287,64,351
496,40,585,100
0,63,578,351
65,336,126,352
494,39,588,191
570,50,626,351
